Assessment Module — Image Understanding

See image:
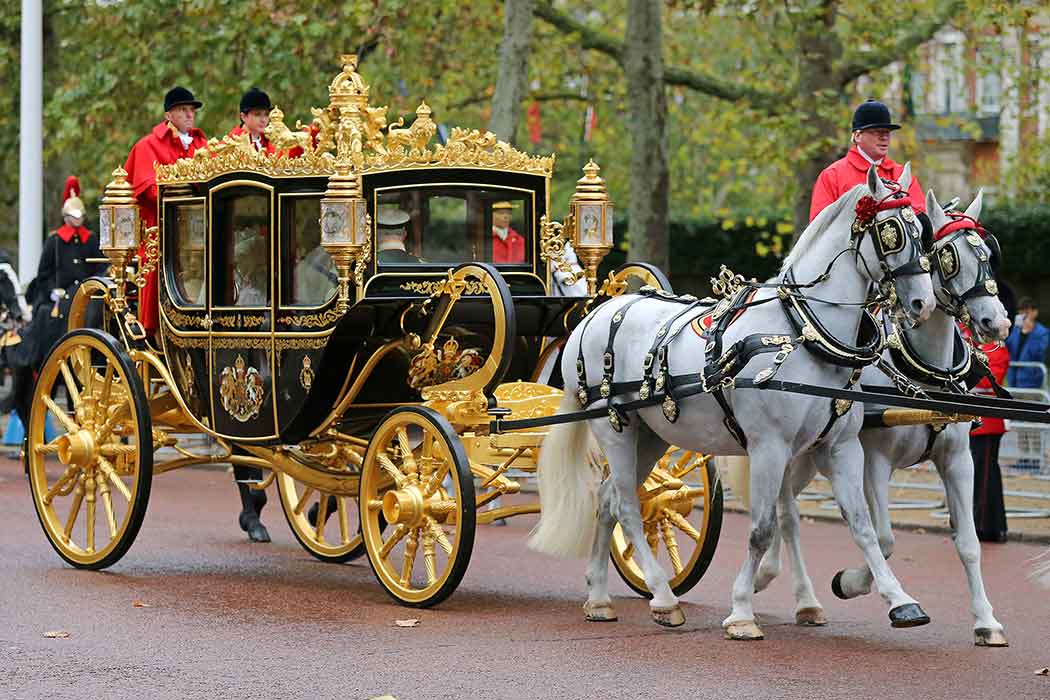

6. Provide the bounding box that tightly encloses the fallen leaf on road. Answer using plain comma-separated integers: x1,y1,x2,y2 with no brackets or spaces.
1035,667,1049,676
802,517,815,524
914,528,926,535
43,631,70,639
131,600,152,608
394,619,420,628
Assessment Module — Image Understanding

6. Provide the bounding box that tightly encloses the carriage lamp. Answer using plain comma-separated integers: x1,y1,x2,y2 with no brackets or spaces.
98,166,141,308
570,159,614,295
321,167,370,311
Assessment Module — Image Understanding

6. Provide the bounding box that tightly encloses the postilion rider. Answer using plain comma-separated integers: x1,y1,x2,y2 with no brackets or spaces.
123,86,208,335
809,99,926,222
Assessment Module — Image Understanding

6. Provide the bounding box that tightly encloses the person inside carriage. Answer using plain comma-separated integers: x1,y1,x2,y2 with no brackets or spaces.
228,87,276,154
491,200,525,263
375,209,421,263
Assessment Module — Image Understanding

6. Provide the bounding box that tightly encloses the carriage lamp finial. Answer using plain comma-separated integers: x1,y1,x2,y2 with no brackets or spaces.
570,159,614,295
99,166,142,310
321,168,370,311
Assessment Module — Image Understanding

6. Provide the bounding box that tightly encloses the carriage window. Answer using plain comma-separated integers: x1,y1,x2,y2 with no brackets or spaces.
374,187,532,266
171,204,206,306
215,190,271,307
284,196,337,306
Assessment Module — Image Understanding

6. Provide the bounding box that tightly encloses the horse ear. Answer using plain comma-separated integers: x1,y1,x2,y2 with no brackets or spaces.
964,189,984,221
926,189,947,232
898,162,913,192
866,164,884,197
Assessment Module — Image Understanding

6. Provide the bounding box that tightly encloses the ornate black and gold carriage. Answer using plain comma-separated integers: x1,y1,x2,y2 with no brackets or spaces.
26,55,721,606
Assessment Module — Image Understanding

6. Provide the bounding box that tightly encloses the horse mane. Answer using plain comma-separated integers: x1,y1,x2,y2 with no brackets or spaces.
780,184,867,273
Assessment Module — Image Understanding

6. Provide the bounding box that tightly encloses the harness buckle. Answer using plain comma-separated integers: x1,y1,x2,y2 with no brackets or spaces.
599,376,612,398
576,387,589,407
603,352,613,370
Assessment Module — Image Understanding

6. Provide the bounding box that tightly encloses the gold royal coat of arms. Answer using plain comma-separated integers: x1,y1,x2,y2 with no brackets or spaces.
219,354,266,422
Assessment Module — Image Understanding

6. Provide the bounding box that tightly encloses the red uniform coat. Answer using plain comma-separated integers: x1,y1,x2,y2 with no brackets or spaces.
124,121,207,331
228,125,276,154
809,147,926,222
492,226,525,263
971,341,1010,436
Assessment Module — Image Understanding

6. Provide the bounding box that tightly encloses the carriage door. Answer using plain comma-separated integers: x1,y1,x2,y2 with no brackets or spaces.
207,182,278,440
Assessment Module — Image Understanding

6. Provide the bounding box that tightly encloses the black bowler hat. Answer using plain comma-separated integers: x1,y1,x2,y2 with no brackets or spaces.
239,87,272,114
851,99,900,132
164,86,202,111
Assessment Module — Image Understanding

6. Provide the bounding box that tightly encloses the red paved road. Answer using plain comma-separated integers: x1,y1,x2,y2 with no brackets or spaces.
2,458,1048,700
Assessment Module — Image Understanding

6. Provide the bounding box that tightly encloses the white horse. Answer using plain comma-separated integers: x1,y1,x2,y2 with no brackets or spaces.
755,189,1013,647
529,165,936,639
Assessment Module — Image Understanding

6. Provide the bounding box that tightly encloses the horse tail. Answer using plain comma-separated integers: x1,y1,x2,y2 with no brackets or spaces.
527,390,603,559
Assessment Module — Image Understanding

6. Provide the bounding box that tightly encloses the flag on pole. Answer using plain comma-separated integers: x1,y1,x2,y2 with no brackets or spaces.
582,104,597,143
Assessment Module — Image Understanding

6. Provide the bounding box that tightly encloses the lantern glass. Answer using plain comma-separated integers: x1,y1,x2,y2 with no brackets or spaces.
353,201,369,247
321,200,351,245
577,204,604,248
99,207,113,248
603,204,614,247
115,207,138,248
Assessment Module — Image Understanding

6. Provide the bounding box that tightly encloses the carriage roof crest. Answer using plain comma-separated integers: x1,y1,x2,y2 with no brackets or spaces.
155,53,554,185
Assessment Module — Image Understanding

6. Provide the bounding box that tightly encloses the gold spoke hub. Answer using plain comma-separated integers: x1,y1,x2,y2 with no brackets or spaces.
56,429,100,468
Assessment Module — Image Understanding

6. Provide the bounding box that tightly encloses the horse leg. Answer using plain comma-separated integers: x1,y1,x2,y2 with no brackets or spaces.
723,441,790,640
752,519,782,594
833,453,894,600
598,422,681,626
583,478,619,622
935,439,1007,646
778,481,827,626
821,438,929,628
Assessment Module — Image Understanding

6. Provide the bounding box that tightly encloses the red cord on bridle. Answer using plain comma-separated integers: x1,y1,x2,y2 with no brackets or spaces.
854,181,911,225
934,212,987,241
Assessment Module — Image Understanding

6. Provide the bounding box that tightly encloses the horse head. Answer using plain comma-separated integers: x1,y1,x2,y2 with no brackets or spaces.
924,189,1009,342
851,163,935,329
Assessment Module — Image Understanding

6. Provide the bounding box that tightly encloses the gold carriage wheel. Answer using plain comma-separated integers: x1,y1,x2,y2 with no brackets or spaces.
276,472,374,563
27,329,153,570
359,406,475,607
610,451,723,598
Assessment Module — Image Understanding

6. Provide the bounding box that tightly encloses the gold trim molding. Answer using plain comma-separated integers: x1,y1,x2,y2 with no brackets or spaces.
156,54,553,186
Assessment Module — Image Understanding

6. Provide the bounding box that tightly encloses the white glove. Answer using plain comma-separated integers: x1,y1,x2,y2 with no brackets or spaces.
50,289,63,303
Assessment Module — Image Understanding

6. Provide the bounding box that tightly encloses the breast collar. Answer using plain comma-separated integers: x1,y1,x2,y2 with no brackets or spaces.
884,314,971,389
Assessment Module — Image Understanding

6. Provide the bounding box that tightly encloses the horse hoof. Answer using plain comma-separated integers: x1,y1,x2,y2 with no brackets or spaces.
974,628,1009,647
723,620,764,640
795,607,828,626
889,603,930,628
583,601,618,622
831,570,849,600
651,605,685,628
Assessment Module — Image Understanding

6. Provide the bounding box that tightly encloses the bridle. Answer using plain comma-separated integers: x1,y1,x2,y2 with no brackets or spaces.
849,182,931,305
926,212,1001,328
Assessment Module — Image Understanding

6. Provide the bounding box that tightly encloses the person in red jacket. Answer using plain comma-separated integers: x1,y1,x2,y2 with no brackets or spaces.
123,86,208,333
227,87,276,154
965,325,1010,542
491,200,525,263
809,99,926,222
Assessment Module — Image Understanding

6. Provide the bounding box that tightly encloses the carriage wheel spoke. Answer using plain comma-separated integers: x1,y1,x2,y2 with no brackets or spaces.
85,476,98,553
76,349,96,398
63,481,85,543
58,359,82,406
659,519,684,575
422,527,438,586
43,466,80,505
671,451,697,479
645,524,659,557
376,452,408,488
99,443,138,457
98,478,118,539
379,523,409,559
34,439,62,456
337,497,350,545
98,363,115,408
97,400,132,442
395,428,417,475
315,492,329,544
43,395,79,434
96,456,132,502
399,529,420,586
367,498,384,512
426,517,453,555
663,509,701,541
293,487,315,515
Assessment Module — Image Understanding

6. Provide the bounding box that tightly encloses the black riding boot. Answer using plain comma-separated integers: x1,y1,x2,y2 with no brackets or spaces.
233,460,270,543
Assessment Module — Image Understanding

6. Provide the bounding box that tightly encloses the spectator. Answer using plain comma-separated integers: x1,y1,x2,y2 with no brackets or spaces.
1005,297,1050,388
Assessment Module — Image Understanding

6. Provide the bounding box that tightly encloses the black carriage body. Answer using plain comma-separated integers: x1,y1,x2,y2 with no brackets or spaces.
157,168,585,445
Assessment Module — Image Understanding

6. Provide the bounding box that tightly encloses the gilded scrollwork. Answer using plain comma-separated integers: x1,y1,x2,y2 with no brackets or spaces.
400,279,487,296
163,305,207,328
275,336,330,350
211,336,272,350
277,308,341,328
134,226,160,289
166,335,208,349
408,337,485,390
214,314,266,329
156,54,553,186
